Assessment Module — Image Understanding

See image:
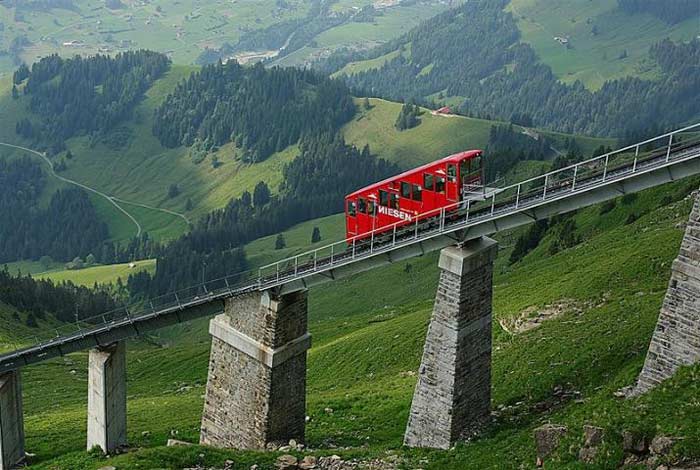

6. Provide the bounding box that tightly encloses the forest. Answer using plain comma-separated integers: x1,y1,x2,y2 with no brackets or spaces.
152,61,356,163
128,134,397,297
321,0,700,138
0,266,117,326
0,158,109,264
17,51,170,151
484,125,553,182
617,0,698,24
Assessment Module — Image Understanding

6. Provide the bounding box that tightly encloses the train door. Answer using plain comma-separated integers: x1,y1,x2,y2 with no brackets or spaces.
446,163,459,202
347,199,358,236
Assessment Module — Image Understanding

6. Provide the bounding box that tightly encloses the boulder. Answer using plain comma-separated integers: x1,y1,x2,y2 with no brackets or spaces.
622,431,648,455
534,424,568,466
650,435,675,456
276,454,299,470
578,446,597,464
583,425,604,447
166,438,193,447
299,455,318,469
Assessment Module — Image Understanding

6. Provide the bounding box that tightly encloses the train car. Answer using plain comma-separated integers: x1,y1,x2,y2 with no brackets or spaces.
345,150,483,241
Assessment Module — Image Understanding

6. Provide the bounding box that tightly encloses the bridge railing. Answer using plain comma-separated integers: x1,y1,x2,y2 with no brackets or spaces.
3,122,700,360
258,122,700,287
1,266,261,356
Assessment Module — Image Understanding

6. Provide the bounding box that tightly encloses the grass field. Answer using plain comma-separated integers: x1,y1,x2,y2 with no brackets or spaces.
35,259,156,287
342,98,613,170
8,175,700,469
507,0,699,90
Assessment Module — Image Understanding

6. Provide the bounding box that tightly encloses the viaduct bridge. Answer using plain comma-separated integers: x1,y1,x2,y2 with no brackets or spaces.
2,124,700,467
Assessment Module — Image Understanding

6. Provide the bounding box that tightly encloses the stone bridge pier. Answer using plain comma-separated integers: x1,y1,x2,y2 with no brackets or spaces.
404,237,498,449
200,290,311,449
629,189,700,395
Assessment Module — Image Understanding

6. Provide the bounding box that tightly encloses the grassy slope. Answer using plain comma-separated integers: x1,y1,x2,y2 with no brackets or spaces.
35,260,156,287
507,0,699,90
342,98,612,170
11,173,700,469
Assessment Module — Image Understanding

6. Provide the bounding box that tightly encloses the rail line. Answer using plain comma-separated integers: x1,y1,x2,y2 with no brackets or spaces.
1,123,700,373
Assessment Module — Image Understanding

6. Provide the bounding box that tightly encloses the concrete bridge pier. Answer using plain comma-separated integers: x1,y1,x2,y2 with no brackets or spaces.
0,370,24,470
200,290,311,449
87,341,127,453
404,237,498,449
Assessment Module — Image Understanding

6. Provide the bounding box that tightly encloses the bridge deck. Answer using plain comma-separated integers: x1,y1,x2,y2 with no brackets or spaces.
1,124,699,373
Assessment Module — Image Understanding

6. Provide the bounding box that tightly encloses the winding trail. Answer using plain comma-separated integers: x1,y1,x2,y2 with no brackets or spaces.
0,142,143,237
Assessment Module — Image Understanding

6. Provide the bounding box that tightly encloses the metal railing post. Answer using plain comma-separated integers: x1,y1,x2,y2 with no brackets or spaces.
330,245,334,264
491,193,496,214
415,217,419,238
633,145,639,172
666,134,673,162
314,250,318,270
602,155,609,180
370,232,375,253
571,165,578,191
515,184,521,208
465,199,471,222
276,263,280,282
392,224,397,245
543,174,549,199
294,256,298,276
352,239,356,258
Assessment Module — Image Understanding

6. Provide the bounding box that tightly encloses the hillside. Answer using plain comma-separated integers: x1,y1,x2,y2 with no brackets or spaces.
5,173,700,469
325,0,700,137
508,0,699,90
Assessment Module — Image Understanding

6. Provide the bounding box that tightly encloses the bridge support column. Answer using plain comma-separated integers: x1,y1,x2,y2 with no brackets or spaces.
0,370,24,470
200,290,310,449
628,190,700,396
404,237,498,449
87,341,127,453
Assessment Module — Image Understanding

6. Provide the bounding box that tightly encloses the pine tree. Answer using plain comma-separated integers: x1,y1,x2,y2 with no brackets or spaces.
275,233,286,250
311,226,321,243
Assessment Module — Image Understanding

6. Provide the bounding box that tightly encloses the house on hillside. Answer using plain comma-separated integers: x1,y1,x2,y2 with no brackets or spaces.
432,106,453,116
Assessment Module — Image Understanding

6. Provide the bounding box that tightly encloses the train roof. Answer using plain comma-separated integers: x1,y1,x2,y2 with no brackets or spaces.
346,150,481,199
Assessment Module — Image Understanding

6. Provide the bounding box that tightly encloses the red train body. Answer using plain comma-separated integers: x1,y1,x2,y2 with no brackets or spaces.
345,150,484,241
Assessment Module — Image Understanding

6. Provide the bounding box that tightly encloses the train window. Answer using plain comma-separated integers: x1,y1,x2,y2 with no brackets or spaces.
390,193,399,209
379,190,389,207
368,200,376,216
424,173,434,191
348,200,357,217
447,164,457,182
412,184,422,201
436,177,446,193
401,181,411,198
358,198,367,214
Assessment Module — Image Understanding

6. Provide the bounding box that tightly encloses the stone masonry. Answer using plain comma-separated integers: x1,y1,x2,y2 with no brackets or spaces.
0,370,24,470
87,341,127,453
630,190,700,395
200,290,311,449
404,237,498,449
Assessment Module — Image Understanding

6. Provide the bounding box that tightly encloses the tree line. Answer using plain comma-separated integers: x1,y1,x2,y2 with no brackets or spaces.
617,0,697,24
0,266,118,326
484,124,553,182
319,0,700,138
17,51,169,151
152,61,356,163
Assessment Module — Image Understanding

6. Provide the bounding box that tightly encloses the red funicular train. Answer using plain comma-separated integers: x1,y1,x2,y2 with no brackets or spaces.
345,150,484,240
